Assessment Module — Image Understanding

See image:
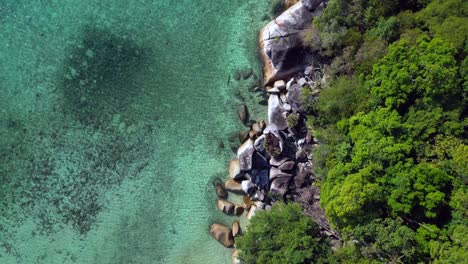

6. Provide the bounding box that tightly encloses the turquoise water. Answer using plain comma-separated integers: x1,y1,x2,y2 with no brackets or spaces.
0,0,276,263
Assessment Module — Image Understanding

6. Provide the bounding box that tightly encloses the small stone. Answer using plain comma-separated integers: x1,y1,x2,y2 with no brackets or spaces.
304,65,314,76
247,205,258,219
234,204,245,216
270,177,291,195
286,78,294,90
252,190,265,202
232,250,242,264
217,199,235,215
258,120,266,129
297,77,307,87
232,220,241,237
252,122,263,136
296,149,307,161
273,80,286,90
267,87,280,94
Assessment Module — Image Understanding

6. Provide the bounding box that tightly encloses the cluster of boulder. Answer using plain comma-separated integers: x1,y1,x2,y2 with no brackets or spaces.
210,0,341,260
210,64,324,246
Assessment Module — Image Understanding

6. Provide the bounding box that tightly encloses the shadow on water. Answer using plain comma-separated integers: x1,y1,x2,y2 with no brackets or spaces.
59,26,150,128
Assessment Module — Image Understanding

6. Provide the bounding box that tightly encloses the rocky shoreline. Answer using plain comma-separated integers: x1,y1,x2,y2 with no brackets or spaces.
209,0,339,262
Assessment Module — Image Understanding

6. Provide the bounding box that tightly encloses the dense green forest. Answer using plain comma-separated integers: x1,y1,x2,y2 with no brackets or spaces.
237,0,467,263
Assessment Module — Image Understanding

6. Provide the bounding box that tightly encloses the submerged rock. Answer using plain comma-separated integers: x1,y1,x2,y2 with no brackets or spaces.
210,224,234,247
237,104,249,125
215,181,227,198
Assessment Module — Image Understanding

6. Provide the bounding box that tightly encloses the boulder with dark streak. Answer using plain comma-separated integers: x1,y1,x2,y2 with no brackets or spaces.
259,0,325,85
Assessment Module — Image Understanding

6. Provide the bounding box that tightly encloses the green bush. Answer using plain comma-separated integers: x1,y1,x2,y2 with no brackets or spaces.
236,202,331,264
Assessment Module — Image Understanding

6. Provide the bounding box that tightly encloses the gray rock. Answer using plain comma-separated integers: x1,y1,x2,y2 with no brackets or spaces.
252,190,265,202
296,149,307,161
237,104,249,125
280,94,287,104
279,160,295,171
286,78,295,90
297,77,307,87
259,1,322,84
268,94,288,131
270,167,293,180
254,135,266,153
302,0,324,12
237,139,255,171
283,103,292,112
270,156,289,167
286,84,304,113
304,65,314,76
270,176,291,195
241,180,256,195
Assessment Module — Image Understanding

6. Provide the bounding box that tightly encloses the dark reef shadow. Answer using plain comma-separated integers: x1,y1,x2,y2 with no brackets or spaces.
58,25,151,128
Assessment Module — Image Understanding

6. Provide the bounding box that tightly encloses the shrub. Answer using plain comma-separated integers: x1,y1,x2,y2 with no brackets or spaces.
236,202,331,264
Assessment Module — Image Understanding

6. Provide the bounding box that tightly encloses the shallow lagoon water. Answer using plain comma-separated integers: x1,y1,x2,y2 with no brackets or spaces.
0,0,277,263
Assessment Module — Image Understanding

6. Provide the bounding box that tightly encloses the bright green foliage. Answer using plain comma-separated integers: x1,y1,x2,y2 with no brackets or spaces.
235,203,331,264
367,36,459,109
388,163,452,218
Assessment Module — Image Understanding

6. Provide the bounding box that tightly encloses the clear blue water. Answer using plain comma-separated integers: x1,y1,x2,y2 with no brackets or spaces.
0,0,276,263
